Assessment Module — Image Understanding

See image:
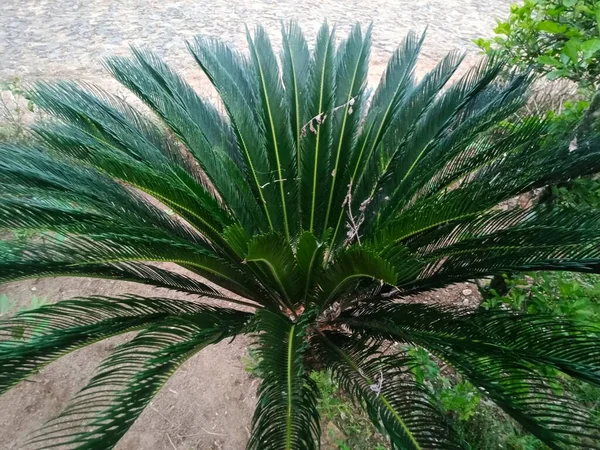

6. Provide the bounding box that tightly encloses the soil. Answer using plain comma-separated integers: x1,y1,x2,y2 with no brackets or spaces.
0,1,505,448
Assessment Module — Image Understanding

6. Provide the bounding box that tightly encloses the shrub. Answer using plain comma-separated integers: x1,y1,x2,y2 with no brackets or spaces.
475,0,600,88
2,22,600,449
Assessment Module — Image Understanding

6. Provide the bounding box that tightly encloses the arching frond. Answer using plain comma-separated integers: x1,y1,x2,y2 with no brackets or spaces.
104,50,265,232
247,25,298,240
246,232,302,311
188,35,276,231
281,21,310,182
0,296,251,395
23,305,250,449
340,302,600,449
301,22,336,235
313,246,397,309
329,30,424,248
248,310,321,450
313,331,465,450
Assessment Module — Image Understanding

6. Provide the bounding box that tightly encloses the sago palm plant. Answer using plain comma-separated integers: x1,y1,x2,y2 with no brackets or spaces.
2,21,600,449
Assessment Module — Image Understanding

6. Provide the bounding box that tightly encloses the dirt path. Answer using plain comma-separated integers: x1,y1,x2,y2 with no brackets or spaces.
0,1,507,448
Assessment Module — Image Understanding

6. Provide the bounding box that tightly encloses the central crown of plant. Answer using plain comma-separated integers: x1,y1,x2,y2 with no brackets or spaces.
2,21,600,450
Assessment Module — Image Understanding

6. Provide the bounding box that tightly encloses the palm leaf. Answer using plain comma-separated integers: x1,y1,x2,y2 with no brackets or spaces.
0,232,261,300
247,26,298,239
314,246,397,309
248,310,320,450
246,233,301,312
322,23,372,235
281,21,310,181
389,70,531,211
296,231,327,304
352,50,466,232
314,331,464,450
370,123,600,262
188,35,277,230
340,302,600,449
0,296,250,395
401,206,600,293
328,30,424,248
28,82,236,242
24,305,249,449
104,50,265,232
301,22,336,235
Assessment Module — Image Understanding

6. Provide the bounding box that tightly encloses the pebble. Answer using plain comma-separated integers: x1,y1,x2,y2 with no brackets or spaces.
462,288,472,296
0,0,512,81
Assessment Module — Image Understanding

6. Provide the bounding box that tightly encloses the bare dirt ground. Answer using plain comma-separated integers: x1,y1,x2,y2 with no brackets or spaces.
0,1,506,448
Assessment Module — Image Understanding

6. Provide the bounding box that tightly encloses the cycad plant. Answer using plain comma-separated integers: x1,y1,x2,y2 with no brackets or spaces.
3,21,600,450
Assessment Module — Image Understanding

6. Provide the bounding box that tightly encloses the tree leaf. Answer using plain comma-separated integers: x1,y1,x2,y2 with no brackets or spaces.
0,296,251,395
248,310,321,450
582,38,600,60
562,38,582,63
536,20,569,34
536,55,561,66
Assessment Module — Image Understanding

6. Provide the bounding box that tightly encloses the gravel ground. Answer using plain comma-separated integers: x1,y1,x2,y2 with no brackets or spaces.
0,1,510,449
1,0,512,80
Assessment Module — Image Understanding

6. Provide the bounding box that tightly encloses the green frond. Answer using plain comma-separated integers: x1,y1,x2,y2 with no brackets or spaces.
296,231,327,304
389,68,531,211
281,21,310,182
402,205,600,293
248,310,320,450
314,331,465,450
367,117,547,248
104,50,265,232
322,23,372,235
340,302,600,449
301,22,336,235
0,295,251,396
246,233,302,311
23,304,249,449
188,35,277,231
28,81,236,240
370,57,509,224
247,25,299,240
352,49,466,228
314,246,397,309
0,231,261,300
328,29,424,248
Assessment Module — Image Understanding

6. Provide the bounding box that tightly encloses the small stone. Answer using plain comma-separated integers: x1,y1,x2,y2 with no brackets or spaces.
462,288,472,296
31,287,37,291
462,298,470,306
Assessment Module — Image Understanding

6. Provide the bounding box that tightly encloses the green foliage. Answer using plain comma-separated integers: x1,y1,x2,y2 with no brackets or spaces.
477,270,600,448
551,177,600,208
476,0,600,87
404,346,481,422
243,346,264,378
405,344,547,449
0,77,33,142
2,22,600,449
310,370,386,450
481,271,600,323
